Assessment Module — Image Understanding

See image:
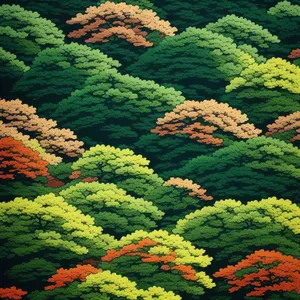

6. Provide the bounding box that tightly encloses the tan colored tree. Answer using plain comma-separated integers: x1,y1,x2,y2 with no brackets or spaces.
266,111,300,142
0,99,84,158
66,1,177,47
151,100,261,145
164,177,213,200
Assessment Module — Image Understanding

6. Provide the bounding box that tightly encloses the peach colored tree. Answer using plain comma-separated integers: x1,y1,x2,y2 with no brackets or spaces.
67,1,177,47
266,111,300,142
0,99,84,158
151,100,261,145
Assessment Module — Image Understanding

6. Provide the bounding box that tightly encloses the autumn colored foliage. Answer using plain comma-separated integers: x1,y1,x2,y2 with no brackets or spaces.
45,264,101,290
67,1,177,47
214,250,300,297
288,49,300,59
0,137,49,180
164,177,213,200
151,100,261,145
102,238,199,281
0,287,27,300
0,99,84,158
0,121,61,165
266,111,300,142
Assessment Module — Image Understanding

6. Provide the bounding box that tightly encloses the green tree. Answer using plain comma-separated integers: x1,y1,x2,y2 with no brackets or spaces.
149,0,300,57
51,69,184,146
174,198,300,264
70,144,210,230
2,0,96,31
13,43,120,107
0,47,29,97
59,182,164,237
222,58,300,126
0,193,116,286
71,144,164,198
128,28,256,99
171,137,300,202
0,5,64,63
205,14,280,50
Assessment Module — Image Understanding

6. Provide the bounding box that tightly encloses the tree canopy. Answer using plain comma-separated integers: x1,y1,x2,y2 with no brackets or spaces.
171,137,300,202
174,198,300,263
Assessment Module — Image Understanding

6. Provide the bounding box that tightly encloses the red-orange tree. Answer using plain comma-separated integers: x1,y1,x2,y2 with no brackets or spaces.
102,238,200,281
213,250,300,297
288,49,300,60
0,137,49,180
45,264,101,290
67,1,177,47
0,287,27,300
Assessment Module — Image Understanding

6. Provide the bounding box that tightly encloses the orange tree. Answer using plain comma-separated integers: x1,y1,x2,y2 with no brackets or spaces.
214,250,300,299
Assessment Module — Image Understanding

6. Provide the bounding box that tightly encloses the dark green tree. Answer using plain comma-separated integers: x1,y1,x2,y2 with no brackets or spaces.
174,198,300,264
2,0,95,31
13,43,120,107
171,137,300,202
0,5,64,64
51,69,184,146
128,27,257,99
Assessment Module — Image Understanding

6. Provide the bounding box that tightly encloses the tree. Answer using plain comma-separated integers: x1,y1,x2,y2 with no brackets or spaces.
45,264,101,290
163,177,212,200
1,0,96,30
0,194,116,259
71,144,164,199
30,268,181,299
222,58,300,126
133,133,219,173
7,259,60,285
152,99,261,144
51,69,185,147
67,2,177,47
13,43,120,106
136,100,261,173
171,137,300,202
174,198,300,264
266,111,300,144
214,250,300,298
149,0,300,57
59,182,164,237
288,49,300,66
65,1,176,68
0,47,29,97
0,5,64,63
0,137,49,180
0,287,27,300
205,14,280,50
289,49,300,59
0,193,116,288
68,144,222,230
128,27,256,99
99,230,215,296
0,99,84,159
0,121,62,165
268,1,300,18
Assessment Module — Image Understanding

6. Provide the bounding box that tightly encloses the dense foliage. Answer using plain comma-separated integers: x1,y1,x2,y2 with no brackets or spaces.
1,1,299,299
